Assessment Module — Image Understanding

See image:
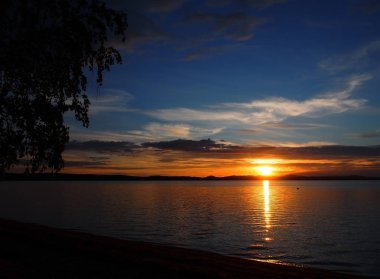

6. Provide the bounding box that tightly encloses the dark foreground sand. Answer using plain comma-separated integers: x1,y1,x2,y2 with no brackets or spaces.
0,219,371,279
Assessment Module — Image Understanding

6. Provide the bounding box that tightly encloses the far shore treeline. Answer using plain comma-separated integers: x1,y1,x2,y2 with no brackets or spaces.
1,173,379,181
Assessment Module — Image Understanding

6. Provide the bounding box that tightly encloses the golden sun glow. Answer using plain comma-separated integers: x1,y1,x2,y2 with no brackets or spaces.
256,166,274,176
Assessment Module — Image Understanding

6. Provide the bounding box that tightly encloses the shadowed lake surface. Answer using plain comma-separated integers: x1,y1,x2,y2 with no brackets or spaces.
0,180,379,276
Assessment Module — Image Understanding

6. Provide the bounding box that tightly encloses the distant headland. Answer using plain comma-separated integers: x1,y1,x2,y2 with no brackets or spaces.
1,173,380,181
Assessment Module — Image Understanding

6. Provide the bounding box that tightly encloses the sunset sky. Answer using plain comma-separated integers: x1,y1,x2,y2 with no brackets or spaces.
64,0,380,176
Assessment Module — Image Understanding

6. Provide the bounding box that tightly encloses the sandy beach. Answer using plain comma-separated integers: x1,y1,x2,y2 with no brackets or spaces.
0,218,372,279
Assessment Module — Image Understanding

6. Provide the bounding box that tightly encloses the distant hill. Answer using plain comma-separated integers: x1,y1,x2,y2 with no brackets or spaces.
1,173,380,181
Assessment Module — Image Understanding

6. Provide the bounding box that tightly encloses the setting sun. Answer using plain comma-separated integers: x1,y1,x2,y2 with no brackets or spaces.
256,166,274,176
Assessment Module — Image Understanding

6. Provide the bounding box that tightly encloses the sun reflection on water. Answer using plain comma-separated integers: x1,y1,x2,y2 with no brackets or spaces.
263,180,272,238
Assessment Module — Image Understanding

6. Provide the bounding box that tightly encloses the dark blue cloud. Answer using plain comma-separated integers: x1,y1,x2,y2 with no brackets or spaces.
359,131,380,138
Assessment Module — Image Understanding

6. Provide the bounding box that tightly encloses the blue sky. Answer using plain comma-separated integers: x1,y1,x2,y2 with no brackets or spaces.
64,0,380,176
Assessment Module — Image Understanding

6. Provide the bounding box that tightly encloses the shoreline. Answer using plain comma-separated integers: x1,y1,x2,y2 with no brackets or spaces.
0,218,372,278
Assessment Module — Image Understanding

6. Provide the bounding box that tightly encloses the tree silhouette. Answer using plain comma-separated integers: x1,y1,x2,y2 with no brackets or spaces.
0,0,127,174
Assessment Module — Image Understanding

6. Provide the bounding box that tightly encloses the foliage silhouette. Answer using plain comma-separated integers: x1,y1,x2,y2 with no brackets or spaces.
0,0,127,173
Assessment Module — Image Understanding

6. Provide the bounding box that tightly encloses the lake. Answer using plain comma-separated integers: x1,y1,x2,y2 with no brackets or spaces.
0,180,379,276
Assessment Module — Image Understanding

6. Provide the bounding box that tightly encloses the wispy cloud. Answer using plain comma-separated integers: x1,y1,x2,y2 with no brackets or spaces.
70,123,224,143
144,123,191,138
183,44,238,61
107,0,283,59
67,140,138,154
146,74,370,125
253,140,337,147
178,10,269,60
207,0,287,9
147,0,186,13
184,12,266,42
359,130,380,138
261,122,330,129
146,108,247,122
90,89,135,114
123,13,168,52
319,39,380,73
235,129,260,135
146,123,223,138
128,123,224,141
69,129,155,142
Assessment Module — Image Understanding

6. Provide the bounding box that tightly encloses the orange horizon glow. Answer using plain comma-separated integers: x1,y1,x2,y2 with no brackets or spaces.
62,161,302,177
62,152,379,177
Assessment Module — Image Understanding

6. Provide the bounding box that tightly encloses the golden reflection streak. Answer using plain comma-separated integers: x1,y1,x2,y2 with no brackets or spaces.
263,180,271,230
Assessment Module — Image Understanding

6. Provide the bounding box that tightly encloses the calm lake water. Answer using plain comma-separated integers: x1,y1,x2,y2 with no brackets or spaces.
0,180,379,276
